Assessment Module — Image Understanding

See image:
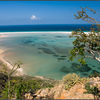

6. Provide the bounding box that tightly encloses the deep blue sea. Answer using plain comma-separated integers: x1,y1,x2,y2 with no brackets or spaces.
0,24,97,32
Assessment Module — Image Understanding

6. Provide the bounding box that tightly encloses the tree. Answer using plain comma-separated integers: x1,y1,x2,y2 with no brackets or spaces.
69,7,100,65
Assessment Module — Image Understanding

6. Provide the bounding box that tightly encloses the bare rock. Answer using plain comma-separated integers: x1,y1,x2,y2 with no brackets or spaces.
24,93,33,100
35,88,50,99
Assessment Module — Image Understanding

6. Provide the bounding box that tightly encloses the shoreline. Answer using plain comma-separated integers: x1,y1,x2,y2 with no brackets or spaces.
0,49,56,80
0,31,72,35
0,31,94,36
0,48,24,76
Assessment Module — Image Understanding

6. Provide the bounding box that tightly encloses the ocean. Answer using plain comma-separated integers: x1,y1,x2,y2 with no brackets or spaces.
0,24,99,80
0,24,97,32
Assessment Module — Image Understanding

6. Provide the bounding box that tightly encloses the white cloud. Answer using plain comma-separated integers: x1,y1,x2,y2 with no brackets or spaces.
30,15,37,20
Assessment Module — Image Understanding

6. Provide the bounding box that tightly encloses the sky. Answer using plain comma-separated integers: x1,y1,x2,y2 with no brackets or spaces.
0,1,100,25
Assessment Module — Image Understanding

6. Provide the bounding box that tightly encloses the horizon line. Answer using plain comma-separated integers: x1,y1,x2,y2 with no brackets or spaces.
0,24,95,26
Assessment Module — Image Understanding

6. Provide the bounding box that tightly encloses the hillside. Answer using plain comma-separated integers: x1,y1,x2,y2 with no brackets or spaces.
0,71,100,99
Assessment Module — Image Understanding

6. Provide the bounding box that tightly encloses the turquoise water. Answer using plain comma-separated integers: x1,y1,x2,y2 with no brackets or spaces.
0,32,100,80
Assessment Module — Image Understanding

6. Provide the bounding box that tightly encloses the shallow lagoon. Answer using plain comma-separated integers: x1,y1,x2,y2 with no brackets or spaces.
0,32,100,79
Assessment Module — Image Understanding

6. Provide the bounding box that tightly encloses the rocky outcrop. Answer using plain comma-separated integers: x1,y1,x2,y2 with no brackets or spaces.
34,82,64,99
57,83,94,99
32,77,100,99
24,93,33,100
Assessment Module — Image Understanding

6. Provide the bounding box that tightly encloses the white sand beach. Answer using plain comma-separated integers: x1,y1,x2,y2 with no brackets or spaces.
0,48,24,76
0,31,95,37
0,31,72,35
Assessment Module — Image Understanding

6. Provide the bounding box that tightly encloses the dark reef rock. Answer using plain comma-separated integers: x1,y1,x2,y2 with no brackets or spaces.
22,39,36,46
60,63,92,76
57,57,66,61
23,40,33,44
55,36,63,38
60,55,66,57
41,43,48,47
60,66,72,73
71,63,91,72
38,51,42,54
38,48,55,54
53,47,69,54
53,54,59,57
92,65,96,67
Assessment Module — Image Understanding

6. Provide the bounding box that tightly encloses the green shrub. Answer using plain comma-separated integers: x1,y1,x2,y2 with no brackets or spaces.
0,73,8,99
79,77,89,84
63,73,89,90
1,77,54,99
0,61,54,99
9,79,41,99
63,73,80,90
63,73,80,83
85,82,100,99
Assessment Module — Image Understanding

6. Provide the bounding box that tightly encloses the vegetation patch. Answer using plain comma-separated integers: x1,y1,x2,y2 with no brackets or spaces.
85,82,100,99
0,75,54,99
63,73,89,90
